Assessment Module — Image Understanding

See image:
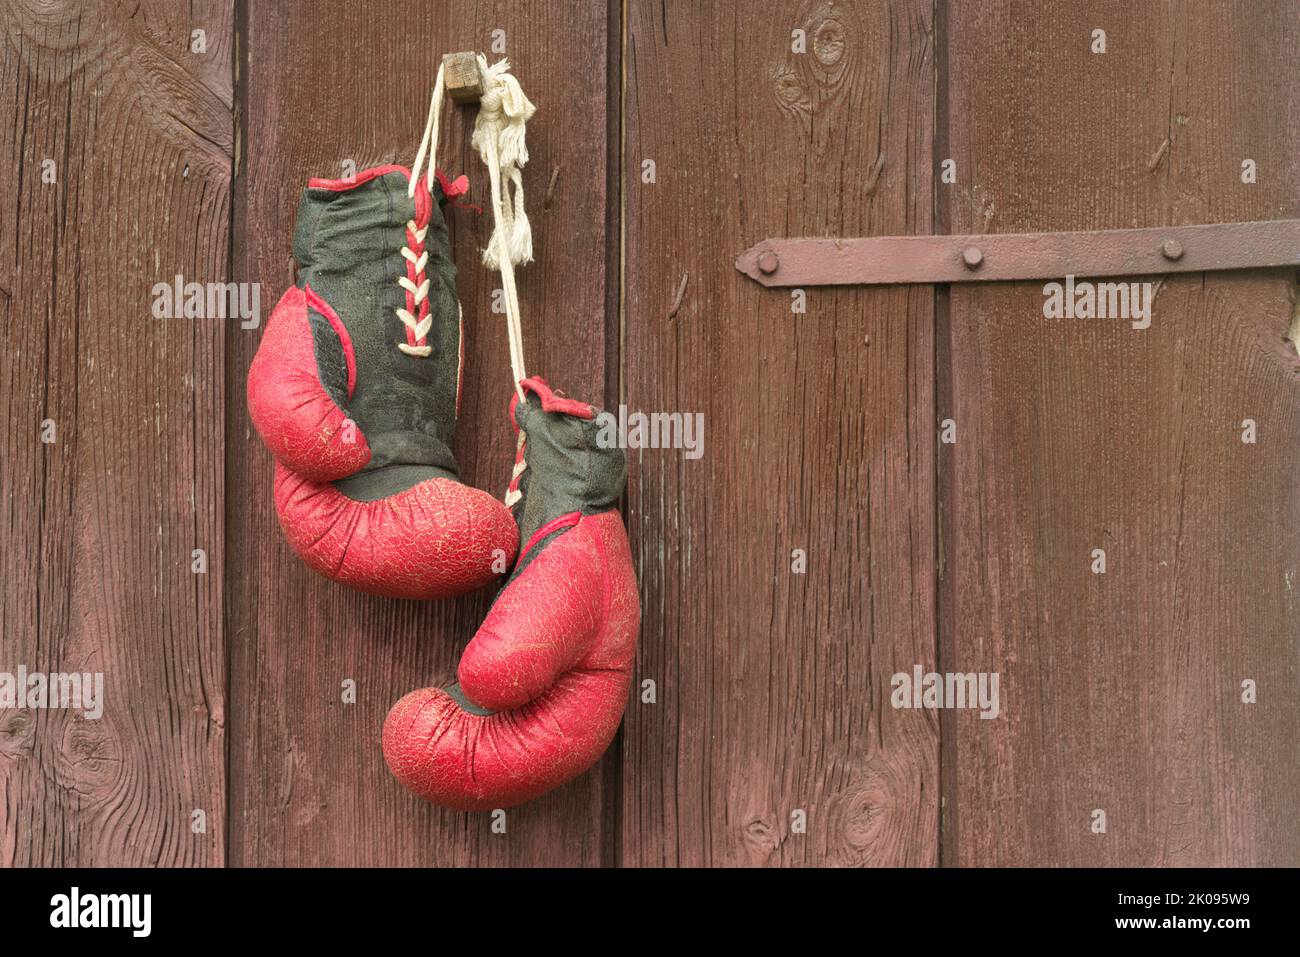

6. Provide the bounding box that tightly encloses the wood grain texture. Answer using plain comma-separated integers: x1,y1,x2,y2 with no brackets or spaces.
939,0,1300,865
0,0,232,865
620,0,938,866
3,0,1295,870
226,0,614,866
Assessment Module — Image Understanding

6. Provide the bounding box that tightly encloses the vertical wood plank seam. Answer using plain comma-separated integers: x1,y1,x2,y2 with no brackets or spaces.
224,0,249,870
600,0,628,870
932,0,955,870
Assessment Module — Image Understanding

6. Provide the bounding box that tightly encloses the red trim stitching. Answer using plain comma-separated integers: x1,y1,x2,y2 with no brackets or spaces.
307,164,470,202
506,439,527,496
508,390,523,430
519,376,597,419
506,390,527,498
403,181,433,350
436,169,469,199
307,163,412,191
303,284,357,399
516,511,581,566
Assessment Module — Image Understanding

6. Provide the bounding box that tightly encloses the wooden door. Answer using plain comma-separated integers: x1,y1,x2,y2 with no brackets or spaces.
1,0,1295,867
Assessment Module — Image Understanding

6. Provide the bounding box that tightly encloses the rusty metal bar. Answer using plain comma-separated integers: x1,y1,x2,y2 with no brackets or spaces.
735,219,1300,287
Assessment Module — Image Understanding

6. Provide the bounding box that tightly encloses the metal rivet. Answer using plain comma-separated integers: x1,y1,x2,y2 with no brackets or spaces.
757,251,780,274
962,246,983,269
1161,238,1184,261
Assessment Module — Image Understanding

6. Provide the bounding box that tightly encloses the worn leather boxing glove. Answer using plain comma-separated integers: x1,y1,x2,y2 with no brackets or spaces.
382,378,639,810
247,165,517,599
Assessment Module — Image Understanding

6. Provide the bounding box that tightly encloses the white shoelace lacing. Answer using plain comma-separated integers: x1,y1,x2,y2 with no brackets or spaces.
408,56,536,505
397,64,447,357
404,57,534,387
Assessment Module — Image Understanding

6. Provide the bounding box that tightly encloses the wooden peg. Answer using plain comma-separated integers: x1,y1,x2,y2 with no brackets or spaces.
443,52,483,104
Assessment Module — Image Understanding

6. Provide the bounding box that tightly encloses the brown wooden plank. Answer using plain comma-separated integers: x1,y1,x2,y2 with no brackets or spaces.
940,0,1300,865
227,1,614,865
0,0,232,865
620,0,939,865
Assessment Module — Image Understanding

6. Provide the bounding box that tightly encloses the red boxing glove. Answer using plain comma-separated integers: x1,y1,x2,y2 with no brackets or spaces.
383,378,639,809
247,165,517,599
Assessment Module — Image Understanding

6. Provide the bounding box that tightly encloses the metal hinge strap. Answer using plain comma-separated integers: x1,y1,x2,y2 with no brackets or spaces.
735,219,1300,287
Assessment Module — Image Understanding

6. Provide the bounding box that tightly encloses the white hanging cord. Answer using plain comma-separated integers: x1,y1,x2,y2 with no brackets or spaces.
409,61,446,199
472,55,535,401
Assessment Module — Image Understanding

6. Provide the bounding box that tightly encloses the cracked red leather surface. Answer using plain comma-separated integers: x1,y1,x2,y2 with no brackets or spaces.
247,287,371,481
273,461,519,600
248,283,517,600
382,509,639,810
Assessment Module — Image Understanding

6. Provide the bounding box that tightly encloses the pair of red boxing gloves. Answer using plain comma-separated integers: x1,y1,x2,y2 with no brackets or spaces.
245,149,638,810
